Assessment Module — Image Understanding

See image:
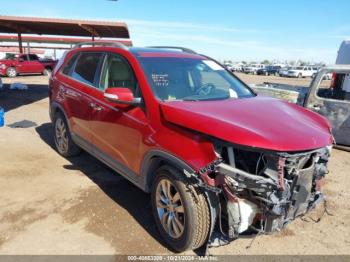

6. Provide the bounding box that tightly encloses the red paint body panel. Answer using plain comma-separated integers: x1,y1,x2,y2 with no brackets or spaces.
160,97,332,152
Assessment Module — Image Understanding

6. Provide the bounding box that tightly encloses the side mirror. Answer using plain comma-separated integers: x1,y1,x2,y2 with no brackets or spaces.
104,88,141,106
18,58,25,62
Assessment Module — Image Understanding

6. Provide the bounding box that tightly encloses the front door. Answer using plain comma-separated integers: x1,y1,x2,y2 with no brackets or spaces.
89,53,149,175
305,69,350,146
16,54,31,73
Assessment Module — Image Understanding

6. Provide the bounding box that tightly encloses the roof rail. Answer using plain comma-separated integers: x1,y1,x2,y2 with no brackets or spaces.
147,46,197,54
73,41,127,49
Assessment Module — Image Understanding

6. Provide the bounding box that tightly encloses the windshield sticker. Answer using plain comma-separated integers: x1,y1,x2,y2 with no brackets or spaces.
152,73,169,87
229,89,238,98
203,60,224,71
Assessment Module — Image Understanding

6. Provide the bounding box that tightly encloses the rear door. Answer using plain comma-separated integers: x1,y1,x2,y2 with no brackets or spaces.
305,68,350,146
58,52,105,147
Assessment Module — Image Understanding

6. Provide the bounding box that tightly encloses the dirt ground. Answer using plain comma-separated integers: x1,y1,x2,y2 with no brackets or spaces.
0,74,349,256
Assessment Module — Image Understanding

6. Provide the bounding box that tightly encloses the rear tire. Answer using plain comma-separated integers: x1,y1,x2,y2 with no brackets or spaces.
151,165,210,252
53,112,81,157
6,67,17,78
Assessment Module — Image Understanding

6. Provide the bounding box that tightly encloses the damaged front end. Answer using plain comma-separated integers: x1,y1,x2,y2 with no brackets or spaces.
193,142,332,247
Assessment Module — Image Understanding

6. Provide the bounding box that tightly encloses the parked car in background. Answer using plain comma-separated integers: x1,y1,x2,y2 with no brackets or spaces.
251,65,350,148
312,68,332,80
223,63,232,71
49,43,333,252
230,63,243,72
0,54,57,77
278,66,292,77
286,66,317,78
243,64,265,74
257,65,281,76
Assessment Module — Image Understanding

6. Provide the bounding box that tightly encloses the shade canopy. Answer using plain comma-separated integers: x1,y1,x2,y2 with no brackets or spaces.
0,16,130,38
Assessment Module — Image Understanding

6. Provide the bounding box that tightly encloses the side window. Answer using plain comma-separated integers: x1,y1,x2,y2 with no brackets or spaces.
71,53,104,86
200,70,230,91
317,73,350,101
99,54,138,95
62,54,79,76
28,54,39,61
19,55,28,61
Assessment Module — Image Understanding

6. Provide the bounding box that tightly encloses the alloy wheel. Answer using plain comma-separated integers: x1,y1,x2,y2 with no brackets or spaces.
55,118,68,154
156,178,185,239
7,68,16,77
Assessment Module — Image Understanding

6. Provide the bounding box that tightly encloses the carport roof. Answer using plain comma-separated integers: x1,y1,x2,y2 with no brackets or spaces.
0,16,130,38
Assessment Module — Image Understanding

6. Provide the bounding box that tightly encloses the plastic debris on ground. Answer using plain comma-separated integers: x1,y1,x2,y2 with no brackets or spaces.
10,82,28,90
0,107,4,127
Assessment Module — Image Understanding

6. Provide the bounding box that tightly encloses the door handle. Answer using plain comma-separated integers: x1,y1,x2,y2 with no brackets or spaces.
90,103,103,111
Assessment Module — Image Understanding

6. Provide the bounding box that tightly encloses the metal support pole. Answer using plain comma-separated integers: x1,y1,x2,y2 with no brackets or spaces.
27,42,30,54
18,32,23,54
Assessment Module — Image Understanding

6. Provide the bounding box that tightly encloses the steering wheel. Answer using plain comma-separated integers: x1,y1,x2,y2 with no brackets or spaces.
196,83,216,96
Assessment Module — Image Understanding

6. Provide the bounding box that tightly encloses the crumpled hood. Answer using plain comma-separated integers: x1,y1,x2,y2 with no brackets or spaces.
159,96,332,152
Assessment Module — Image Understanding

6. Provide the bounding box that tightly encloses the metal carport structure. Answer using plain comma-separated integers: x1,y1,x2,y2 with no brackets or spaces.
0,16,131,53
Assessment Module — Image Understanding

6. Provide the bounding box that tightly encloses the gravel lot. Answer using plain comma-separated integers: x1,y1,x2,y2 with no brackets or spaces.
0,74,349,256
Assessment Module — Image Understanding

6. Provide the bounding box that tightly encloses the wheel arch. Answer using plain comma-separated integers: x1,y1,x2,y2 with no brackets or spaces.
50,102,72,131
140,150,196,193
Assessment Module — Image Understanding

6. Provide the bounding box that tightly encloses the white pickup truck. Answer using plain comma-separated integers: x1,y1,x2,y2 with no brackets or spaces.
250,66,350,149
286,66,318,78
243,64,265,74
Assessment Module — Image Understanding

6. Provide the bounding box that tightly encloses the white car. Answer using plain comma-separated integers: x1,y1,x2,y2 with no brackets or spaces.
244,64,265,74
287,66,317,78
231,64,243,72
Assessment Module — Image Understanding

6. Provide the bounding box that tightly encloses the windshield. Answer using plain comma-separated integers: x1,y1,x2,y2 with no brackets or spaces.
137,57,255,101
4,53,17,60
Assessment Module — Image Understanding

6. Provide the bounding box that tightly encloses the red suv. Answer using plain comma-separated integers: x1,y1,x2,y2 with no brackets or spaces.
49,43,333,252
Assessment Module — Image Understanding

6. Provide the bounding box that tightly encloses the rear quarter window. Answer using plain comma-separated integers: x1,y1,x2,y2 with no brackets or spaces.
71,53,104,86
61,53,79,76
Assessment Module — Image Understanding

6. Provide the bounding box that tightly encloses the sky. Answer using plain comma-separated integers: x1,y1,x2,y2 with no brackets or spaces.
1,0,350,63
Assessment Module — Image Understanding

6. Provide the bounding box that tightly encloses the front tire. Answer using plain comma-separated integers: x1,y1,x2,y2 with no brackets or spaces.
53,112,81,157
151,166,210,252
6,67,17,78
